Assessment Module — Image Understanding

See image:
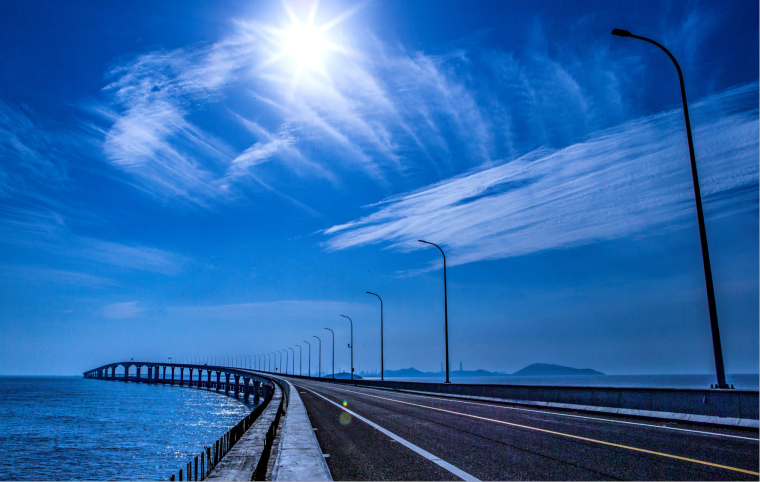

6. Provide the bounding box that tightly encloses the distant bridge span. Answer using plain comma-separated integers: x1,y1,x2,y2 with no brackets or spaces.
83,362,275,404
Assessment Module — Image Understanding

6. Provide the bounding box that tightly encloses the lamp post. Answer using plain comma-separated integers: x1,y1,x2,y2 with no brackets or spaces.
611,29,728,389
366,292,384,380
288,348,295,375
313,336,322,378
324,328,335,378
296,345,303,376
283,349,289,375
418,240,451,384
277,351,282,373
303,341,311,377
340,315,354,380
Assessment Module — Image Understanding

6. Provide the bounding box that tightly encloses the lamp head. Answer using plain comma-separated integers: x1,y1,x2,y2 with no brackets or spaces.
611,29,632,37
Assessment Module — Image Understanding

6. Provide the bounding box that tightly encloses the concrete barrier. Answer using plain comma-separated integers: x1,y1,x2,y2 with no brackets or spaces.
269,377,332,481
206,384,283,481
275,374,759,428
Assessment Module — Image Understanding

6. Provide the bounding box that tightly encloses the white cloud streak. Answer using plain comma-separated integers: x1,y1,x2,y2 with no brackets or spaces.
323,84,759,267
90,9,636,204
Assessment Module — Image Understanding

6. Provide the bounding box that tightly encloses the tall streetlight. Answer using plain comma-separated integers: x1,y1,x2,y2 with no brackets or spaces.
283,349,289,375
303,341,311,377
296,345,303,376
288,348,295,375
324,328,335,378
611,29,729,389
277,351,283,373
418,240,451,384
340,315,354,380
265,353,269,372
366,292,384,380
313,336,322,378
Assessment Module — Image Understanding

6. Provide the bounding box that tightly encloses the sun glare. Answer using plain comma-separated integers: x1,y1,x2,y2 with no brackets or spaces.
284,21,326,70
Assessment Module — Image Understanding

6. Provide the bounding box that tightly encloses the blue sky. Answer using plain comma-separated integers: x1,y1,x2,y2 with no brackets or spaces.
0,0,757,377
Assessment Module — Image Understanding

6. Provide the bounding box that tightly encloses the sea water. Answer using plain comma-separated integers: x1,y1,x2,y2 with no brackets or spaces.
0,376,255,481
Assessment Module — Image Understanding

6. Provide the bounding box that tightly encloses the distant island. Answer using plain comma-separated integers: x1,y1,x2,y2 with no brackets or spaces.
381,363,604,378
512,363,604,377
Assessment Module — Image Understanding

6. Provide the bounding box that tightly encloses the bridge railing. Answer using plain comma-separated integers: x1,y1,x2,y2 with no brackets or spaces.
168,378,276,481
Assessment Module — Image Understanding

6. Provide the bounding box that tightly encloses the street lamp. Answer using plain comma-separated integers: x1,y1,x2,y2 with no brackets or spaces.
313,336,322,378
303,341,311,377
296,345,303,376
419,239,451,384
340,315,354,380
283,349,289,375
324,328,335,378
611,29,729,389
288,348,295,375
366,292,384,380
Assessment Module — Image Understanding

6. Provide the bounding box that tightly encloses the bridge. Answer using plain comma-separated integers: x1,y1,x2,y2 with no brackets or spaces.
84,364,759,481
84,361,272,404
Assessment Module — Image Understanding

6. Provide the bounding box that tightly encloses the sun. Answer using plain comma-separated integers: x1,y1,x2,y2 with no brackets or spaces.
284,21,326,70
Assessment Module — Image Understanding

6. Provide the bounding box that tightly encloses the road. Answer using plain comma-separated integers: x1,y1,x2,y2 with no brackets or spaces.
286,378,759,481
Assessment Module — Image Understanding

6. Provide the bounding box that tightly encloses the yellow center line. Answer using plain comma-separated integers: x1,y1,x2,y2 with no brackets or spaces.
336,386,759,476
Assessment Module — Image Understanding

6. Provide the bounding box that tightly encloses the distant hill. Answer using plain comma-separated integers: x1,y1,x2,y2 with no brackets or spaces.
511,363,604,376
381,364,603,378
383,367,507,377
326,372,362,380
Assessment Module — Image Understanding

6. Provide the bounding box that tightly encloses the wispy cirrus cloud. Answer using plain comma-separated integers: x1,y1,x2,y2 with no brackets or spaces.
0,101,67,200
88,7,645,204
0,206,188,276
323,83,759,267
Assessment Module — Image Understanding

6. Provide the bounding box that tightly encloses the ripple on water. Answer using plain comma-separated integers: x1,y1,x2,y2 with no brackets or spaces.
0,377,256,481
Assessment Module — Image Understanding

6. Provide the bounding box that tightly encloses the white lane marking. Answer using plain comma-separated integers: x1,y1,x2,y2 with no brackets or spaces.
321,383,759,442
300,385,480,482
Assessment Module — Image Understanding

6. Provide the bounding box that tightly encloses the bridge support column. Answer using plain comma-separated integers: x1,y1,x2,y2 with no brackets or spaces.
124,365,130,381
180,367,184,386
224,373,230,394
254,380,261,404
136,366,141,382
148,366,153,382
207,370,212,390
171,367,175,385
234,375,240,397
163,366,167,381
215,372,221,392
189,368,194,388
243,377,250,402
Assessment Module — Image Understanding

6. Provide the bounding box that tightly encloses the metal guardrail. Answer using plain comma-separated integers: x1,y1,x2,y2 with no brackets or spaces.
169,386,274,481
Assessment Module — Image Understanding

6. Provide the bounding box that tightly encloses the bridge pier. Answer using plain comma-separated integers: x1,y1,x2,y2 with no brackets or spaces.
180,367,184,386
206,370,212,390
148,366,153,382
189,368,194,388
136,366,141,382
163,366,167,381
124,364,130,381
254,380,261,404
171,367,175,385
215,371,221,392
224,373,230,394
234,375,240,397
243,377,250,402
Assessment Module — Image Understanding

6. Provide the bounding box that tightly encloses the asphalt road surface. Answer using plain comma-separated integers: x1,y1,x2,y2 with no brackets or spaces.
287,378,759,481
